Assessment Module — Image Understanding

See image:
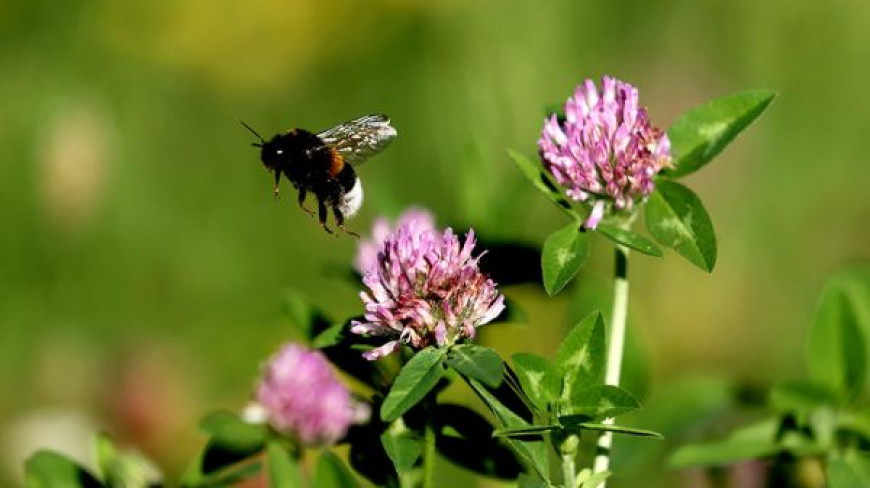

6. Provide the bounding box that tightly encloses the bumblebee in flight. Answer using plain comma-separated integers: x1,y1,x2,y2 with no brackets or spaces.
243,115,397,236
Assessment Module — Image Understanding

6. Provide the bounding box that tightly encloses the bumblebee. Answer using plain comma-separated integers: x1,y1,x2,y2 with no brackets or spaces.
243,115,397,236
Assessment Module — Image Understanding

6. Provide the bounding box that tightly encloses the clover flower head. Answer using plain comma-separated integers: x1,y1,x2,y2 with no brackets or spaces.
538,76,672,228
354,207,437,274
255,343,366,445
351,221,505,360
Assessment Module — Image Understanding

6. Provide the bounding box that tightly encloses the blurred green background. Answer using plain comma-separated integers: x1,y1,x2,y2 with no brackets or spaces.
1,0,868,486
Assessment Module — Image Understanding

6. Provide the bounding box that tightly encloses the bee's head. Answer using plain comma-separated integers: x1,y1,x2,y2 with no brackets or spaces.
241,121,284,170
259,137,288,170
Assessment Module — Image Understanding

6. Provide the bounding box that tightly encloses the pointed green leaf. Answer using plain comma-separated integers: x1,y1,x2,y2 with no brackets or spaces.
492,425,560,438
381,348,446,422
666,90,776,177
267,442,303,488
93,433,118,483
806,271,870,400
596,224,663,257
578,469,612,488
507,149,579,219
312,322,345,349
466,378,550,482
557,312,606,401
346,423,400,487
541,223,590,296
561,385,641,421
669,418,781,467
282,290,331,340
518,473,551,488
25,451,104,488
93,434,156,488
380,423,421,474
447,344,504,388
558,420,662,439
511,353,560,412
314,451,359,488
645,181,717,272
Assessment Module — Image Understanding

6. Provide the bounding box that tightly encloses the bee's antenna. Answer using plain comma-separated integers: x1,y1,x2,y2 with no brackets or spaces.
240,120,265,146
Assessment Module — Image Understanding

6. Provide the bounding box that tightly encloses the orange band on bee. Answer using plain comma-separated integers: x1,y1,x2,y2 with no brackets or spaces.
328,147,345,177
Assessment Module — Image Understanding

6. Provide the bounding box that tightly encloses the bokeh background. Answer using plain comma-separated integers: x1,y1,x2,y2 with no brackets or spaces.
2,0,868,486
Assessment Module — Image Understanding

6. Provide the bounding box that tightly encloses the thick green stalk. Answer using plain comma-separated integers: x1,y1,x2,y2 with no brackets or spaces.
422,394,437,488
592,245,629,486
561,434,580,488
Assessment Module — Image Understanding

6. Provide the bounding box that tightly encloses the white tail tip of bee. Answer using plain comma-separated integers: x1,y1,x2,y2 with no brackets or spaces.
339,177,364,218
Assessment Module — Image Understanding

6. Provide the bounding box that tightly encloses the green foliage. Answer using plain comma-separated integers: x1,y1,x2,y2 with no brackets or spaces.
511,353,560,412
666,89,777,177
93,434,157,488
541,222,590,296
196,411,267,482
670,418,783,467
645,181,717,272
807,270,870,400
447,344,504,388
25,451,103,488
199,411,268,453
595,224,663,257
559,421,663,439
434,404,523,479
466,378,551,483
670,271,870,479
380,424,422,475
577,469,611,488
507,149,580,221
282,290,331,340
495,419,661,440
828,453,870,488
266,442,303,488
311,322,345,349
93,434,117,486
381,348,446,422
561,385,641,421
314,451,360,488
518,472,551,488
557,312,605,402
768,380,838,416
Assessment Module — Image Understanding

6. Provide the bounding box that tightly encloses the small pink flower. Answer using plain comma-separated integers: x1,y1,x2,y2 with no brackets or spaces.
354,207,437,274
351,221,505,360
255,343,365,445
538,76,672,228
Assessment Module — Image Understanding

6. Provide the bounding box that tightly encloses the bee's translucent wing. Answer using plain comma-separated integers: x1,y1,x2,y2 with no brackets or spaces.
317,114,397,166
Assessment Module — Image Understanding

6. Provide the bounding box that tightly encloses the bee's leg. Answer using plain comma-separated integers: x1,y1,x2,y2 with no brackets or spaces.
318,199,333,234
297,188,314,217
333,207,360,239
273,170,281,199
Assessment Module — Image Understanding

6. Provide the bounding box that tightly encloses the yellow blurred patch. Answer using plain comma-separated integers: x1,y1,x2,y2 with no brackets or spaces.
95,0,431,93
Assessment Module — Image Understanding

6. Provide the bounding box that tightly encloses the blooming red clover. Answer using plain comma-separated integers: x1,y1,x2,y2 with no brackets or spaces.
351,218,505,360
254,343,365,446
353,207,436,274
538,76,672,228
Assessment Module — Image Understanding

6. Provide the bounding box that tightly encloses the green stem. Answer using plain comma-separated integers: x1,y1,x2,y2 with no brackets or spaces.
592,245,629,487
560,434,580,488
422,393,437,488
